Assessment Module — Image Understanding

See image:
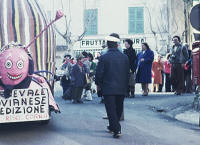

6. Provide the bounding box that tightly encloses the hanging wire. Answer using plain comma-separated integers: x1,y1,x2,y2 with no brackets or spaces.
60,0,64,12
68,0,71,21
52,0,55,20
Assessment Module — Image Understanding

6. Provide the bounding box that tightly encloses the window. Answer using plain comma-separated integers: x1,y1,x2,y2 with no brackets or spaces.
84,9,98,35
128,7,144,34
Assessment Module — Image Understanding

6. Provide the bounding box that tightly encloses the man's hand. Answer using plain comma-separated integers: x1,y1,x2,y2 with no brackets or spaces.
141,58,144,62
185,61,189,65
97,85,101,91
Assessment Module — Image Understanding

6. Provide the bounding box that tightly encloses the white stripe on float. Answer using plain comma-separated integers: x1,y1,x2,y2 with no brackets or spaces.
37,2,50,73
3,0,8,45
21,0,30,47
31,0,45,71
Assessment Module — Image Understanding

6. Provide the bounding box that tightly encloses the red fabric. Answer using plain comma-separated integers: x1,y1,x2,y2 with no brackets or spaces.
164,61,171,74
184,64,189,70
152,61,164,84
64,58,70,64
64,58,74,64
70,59,74,64
78,61,83,67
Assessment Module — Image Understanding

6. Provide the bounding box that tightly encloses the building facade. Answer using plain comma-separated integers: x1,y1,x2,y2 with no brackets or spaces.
41,0,192,56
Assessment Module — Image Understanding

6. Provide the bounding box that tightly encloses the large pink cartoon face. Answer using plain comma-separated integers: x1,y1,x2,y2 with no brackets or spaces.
0,47,29,85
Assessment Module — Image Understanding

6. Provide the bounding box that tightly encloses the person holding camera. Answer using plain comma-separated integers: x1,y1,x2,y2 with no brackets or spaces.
169,36,189,95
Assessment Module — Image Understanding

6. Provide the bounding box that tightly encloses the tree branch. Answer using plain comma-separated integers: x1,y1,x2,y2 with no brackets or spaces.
76,28,86,42
144,5,156,35
53,24,65,38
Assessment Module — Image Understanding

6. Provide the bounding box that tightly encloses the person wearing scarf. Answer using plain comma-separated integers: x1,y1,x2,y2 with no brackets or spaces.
61,55,73,100
71,54,87,104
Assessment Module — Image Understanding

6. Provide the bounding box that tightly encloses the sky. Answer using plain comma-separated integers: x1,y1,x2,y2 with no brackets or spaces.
38,0,54,11
37,0,70,45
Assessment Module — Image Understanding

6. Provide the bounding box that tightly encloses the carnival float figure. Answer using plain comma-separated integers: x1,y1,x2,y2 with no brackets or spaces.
0,0,63,124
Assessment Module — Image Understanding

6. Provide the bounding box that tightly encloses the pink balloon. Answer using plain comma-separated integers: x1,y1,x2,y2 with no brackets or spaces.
55,10,64,20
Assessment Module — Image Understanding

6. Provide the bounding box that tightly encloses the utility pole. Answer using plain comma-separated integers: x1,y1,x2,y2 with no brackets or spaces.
184,1,188,43
167,0,171,53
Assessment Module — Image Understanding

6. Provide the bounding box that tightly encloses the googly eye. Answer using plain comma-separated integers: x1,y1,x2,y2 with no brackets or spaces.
17,60,24,69
5,60,12,69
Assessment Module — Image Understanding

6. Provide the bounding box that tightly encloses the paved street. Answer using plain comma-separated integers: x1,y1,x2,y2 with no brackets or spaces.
0,84,199,145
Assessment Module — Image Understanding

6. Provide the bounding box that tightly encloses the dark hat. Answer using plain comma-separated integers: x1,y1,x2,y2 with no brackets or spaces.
88,53,94,61
76,53,84,60
82,51,88,58
64,54,71,59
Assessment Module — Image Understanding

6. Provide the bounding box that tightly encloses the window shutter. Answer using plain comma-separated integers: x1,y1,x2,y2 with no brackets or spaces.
84,9,98,35
128,7,144,34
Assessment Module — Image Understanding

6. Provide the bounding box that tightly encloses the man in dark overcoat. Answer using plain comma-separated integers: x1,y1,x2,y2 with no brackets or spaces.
95,33,129,138
124,39,137,97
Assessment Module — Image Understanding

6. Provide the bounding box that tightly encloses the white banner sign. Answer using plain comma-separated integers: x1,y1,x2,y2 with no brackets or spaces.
80,38,145,48
0,88,49,123
80,39,106,48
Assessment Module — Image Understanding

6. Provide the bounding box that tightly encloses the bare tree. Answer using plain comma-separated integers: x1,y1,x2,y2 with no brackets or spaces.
144,3,168,53
144,4,158,51
53,0,96,55
145,0,186,54
182,0,193,43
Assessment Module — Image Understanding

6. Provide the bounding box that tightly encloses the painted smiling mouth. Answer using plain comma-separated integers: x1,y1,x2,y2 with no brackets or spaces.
7,73,22,80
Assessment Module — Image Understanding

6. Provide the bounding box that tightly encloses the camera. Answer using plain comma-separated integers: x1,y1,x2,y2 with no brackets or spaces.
171,54,175,58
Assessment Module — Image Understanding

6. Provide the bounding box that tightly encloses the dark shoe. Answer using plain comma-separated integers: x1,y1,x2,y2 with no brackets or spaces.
72,100,77,104
106,126,114,134
186,90,192,94
102,116,108,119
142,92,148,96
176,92,181,95
77,100,84,104
63,96,71,100
129,94,135,98
100,99,104,104
62,95,66,100
113,131,122,138
188,91,192,94
120,117,124,121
